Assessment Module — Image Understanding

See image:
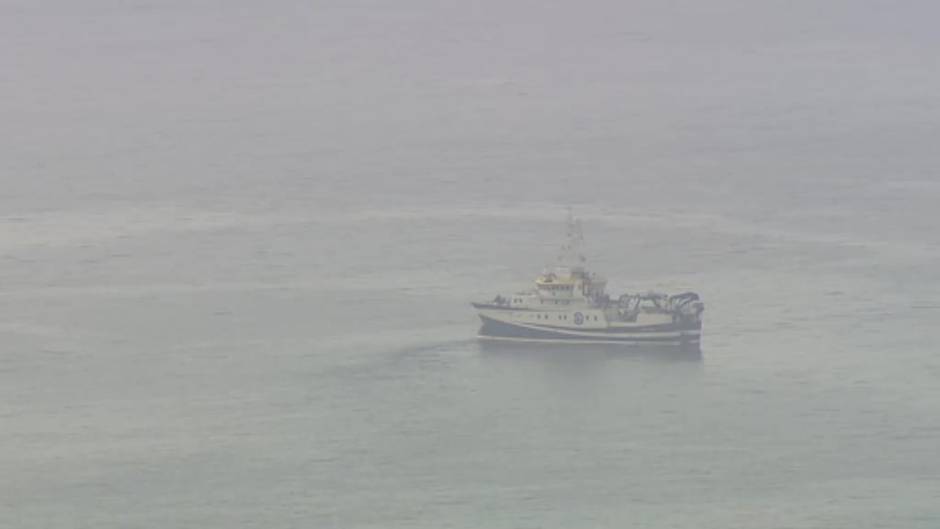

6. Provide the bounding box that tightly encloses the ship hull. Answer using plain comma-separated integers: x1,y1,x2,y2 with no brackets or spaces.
477,314,701,346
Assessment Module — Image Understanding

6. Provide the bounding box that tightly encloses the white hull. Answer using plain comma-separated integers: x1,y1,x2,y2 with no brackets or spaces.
476,312,702,346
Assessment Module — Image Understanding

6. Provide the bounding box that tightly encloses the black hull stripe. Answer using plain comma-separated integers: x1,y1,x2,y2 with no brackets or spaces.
479,316,699,343
525,321,701,334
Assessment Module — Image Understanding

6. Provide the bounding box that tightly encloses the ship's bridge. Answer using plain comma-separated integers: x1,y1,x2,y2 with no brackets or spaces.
535,268,607,300
535,274,577,298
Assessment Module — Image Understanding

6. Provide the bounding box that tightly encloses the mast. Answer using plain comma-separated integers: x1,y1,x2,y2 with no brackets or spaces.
556,209,586,270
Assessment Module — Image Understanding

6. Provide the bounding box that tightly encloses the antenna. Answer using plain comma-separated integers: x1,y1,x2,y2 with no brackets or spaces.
557,209,586,267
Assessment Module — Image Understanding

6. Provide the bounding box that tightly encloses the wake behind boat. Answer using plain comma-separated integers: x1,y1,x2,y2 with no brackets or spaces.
472,213,705,346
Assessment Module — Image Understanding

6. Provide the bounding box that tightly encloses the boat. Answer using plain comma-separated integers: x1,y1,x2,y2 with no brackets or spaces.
472,213,705,346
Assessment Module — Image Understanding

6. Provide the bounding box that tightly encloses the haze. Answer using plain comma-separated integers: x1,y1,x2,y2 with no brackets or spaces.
2,1,939,527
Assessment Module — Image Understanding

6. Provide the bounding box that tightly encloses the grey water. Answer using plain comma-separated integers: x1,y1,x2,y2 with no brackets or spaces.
2,0,940,527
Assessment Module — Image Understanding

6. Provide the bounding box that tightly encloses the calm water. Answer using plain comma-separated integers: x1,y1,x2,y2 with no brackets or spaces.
2,1,940,527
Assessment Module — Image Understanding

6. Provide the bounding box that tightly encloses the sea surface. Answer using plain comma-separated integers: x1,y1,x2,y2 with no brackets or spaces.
2,1,940,527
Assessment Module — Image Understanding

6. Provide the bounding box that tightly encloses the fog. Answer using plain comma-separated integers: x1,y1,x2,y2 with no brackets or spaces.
2,1,939,527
